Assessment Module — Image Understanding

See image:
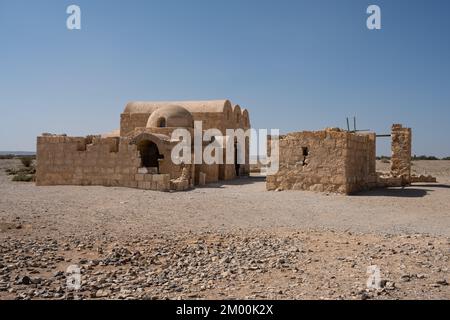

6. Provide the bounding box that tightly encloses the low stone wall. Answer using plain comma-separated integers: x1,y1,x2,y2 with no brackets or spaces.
135,173,171,191
36,135,140,187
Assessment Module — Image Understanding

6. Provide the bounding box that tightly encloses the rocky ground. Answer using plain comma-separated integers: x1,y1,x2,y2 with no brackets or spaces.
0,231,448,300
0,159,449,300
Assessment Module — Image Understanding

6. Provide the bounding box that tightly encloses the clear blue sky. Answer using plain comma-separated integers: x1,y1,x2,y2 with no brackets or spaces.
1,0,449,156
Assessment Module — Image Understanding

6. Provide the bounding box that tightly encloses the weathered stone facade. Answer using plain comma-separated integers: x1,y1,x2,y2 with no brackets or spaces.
266,128,377,195
390,124,412,186
36,100,251,191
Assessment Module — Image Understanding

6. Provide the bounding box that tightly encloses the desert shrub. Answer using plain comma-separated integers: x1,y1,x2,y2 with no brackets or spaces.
381,159,390,164
5,168,18,175
20,157,33,167
12,173,34,182
7,158,36,182
443,157,450,160
6,167,35,175
412,155,439,160
0,154,15,159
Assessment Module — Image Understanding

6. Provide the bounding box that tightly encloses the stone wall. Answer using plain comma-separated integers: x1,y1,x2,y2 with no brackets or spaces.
36,135,140,188
345,133,375,194
135,173,171,191
390,124,412,186
37,135,179,191
120,113,150,137
266,129,375,195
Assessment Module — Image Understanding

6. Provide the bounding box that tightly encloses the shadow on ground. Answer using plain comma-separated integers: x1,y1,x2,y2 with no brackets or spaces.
412,183,450,189
357,187,433,198
200,176,266,189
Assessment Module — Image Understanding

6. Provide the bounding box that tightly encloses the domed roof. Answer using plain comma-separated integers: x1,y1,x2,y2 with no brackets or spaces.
124,100,232,114
146,105,194,128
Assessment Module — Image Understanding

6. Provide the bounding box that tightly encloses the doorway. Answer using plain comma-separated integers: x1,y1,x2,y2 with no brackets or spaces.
137,140,163,170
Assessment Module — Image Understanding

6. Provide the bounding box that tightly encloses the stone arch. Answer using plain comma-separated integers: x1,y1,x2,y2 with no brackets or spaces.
224,103,232,122
137,140,162,168
130,133,167,169
242,109,250,128
233,105,241,125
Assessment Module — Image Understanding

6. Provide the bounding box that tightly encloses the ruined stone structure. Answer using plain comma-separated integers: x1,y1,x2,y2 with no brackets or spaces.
266,124,416,195
266,128,377,194
36,100,251,191
390,124,412,186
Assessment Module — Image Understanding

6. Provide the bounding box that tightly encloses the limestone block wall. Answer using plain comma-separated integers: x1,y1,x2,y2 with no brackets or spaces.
195,163,219,184
367,133,376,176
220,164,237,180
267,130,348,193
119,103,251,182
345,133,373,194
120,113,151,137
135,173,170,191
266,130,374,194
390,124,412,186
191,112,227,132
36,135,140,187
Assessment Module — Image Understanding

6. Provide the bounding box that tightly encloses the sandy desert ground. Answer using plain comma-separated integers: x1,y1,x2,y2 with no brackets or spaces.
0,159,449,300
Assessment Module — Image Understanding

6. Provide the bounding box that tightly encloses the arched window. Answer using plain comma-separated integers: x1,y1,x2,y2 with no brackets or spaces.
157,117,166,128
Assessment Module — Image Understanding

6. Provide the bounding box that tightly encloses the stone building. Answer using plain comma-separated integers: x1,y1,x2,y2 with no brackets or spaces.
266,124,413,195
36,100,251,191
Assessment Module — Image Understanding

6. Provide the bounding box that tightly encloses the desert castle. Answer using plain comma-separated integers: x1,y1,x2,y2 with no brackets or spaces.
36,99,434,194
36,100,251,191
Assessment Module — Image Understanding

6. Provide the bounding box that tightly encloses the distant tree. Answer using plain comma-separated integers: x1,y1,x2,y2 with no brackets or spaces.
442,156,450,160
412,155,439,161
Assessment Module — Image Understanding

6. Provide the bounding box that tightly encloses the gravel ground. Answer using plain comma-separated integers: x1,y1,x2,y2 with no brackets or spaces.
0,159,449,300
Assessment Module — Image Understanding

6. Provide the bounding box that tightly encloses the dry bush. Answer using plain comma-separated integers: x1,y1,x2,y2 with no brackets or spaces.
20,157,33,167
12,173,34,182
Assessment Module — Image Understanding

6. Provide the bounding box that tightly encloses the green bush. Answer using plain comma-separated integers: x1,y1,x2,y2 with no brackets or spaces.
443,157,450,160
12,173,34,182
6,159,36,182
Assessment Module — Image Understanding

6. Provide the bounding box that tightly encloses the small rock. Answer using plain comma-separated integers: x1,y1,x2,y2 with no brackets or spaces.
19,276,31,285
436,279,448,286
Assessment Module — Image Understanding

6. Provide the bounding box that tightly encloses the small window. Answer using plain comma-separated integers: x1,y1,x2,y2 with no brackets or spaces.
236,113,240,123
302,147,309,157
302,147,309,166
157,117,166,128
